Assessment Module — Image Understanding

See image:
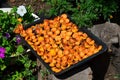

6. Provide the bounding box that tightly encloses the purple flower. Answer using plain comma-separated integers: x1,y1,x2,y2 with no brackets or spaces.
4,33,10,39
0,47,6,59
16,36,21,44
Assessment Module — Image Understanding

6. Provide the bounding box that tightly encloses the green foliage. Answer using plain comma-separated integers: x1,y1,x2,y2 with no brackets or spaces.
46,0,73,16
1,55,37,80
16,45,24,55
22,5,34,25
10,55,37,80
41,0,118,27
0,5,37,80
0,10,19,33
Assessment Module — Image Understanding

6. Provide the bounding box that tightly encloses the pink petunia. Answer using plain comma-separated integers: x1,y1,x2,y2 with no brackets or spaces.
0,47,6,59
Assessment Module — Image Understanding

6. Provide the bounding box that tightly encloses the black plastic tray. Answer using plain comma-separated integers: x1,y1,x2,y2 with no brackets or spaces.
20,17,107,76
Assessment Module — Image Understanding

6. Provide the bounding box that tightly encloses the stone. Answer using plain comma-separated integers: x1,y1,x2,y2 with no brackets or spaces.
52,67,92,80
89,22,120,50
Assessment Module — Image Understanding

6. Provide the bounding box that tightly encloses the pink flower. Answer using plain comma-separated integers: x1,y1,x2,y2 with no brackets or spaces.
0,47,6,59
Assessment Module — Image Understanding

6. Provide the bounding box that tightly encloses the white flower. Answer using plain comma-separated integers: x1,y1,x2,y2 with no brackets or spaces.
17,5,27,17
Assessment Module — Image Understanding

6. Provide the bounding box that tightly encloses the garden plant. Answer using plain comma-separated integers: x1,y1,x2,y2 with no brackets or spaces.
40,0,119,27
0,5,37,80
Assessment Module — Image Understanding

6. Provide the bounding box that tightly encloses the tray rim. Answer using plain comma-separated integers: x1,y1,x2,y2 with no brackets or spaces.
18,17,108,75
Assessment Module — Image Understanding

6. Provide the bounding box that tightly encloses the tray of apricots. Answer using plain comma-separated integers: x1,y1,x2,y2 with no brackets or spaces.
14,14,107,75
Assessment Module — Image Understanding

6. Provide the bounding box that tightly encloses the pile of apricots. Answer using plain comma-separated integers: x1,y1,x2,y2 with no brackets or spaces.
14,14,102,73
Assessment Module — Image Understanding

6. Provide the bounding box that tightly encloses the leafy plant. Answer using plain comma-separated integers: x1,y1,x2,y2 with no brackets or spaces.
4,55,37,80
46,0,72,16
41,0,118,27
0,5,37,80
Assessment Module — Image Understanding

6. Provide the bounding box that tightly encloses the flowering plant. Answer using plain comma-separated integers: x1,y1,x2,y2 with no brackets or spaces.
0,47,5,59
17,5,27,17
0,5,37,79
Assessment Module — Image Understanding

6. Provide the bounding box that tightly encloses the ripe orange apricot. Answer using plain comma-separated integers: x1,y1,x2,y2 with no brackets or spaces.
51,67,62,73
49,49,56,56
79,52,85,58
57,49,63,58
61,14,67,19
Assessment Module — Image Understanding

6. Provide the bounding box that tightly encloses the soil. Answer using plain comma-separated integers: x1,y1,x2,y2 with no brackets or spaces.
7,0,49,13
1,0,120,80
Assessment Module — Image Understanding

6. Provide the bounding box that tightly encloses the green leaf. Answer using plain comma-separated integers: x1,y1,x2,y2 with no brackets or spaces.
6,47,11,53
1,65,6,71
17,45,24,53
24,60,31,68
